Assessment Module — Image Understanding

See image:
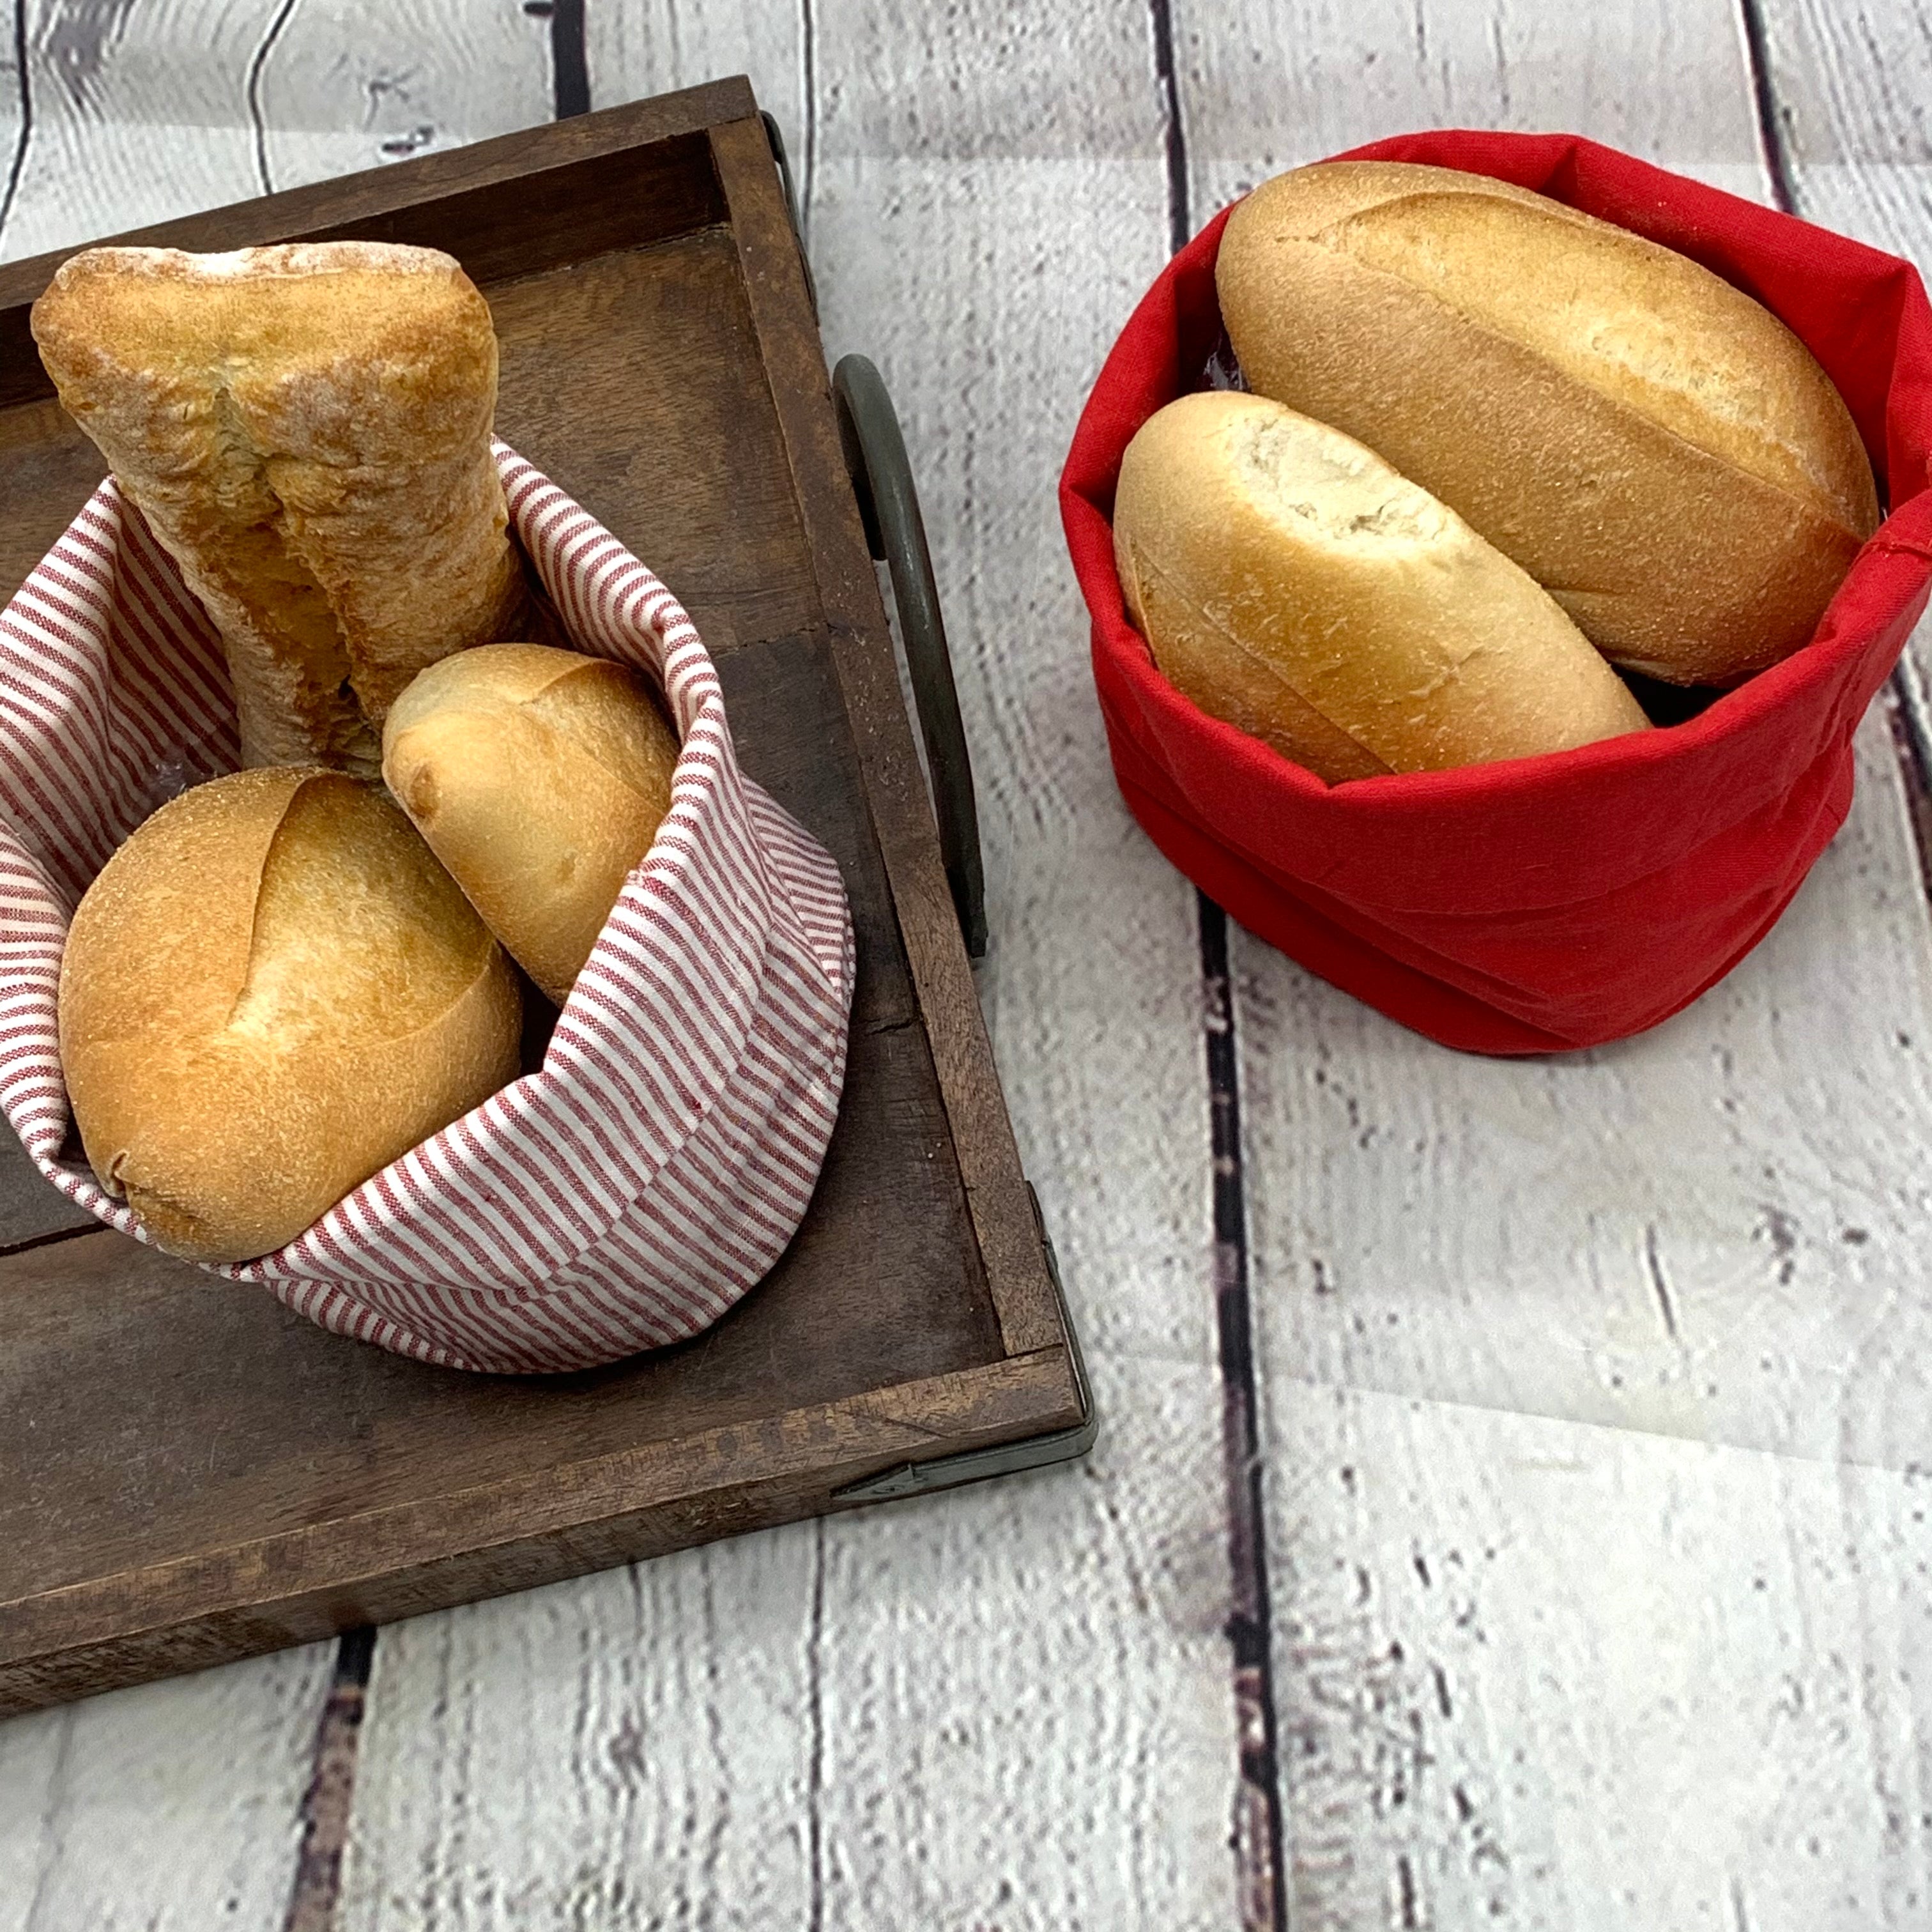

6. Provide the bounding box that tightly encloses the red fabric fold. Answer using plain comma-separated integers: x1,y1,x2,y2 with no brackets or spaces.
1060,131,1932,1054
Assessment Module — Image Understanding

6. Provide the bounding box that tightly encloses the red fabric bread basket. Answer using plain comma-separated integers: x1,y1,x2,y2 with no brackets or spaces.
1061,132,1932,1054
0,445,854,1373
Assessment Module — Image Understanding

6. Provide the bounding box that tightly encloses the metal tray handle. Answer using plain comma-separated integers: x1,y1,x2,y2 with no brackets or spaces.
834,354,989,958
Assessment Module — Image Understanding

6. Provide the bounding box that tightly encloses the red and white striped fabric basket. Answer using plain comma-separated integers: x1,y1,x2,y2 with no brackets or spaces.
0,443,855,1374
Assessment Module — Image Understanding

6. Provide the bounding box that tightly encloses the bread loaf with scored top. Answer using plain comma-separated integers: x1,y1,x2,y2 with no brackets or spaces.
31,242,527,776
1113,390,1652,780
383,643,682,1004
59,767,522,1264
1215,161,1880,684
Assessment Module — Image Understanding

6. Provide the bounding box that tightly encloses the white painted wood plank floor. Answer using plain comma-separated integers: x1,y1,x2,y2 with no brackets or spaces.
1,3,1928,1928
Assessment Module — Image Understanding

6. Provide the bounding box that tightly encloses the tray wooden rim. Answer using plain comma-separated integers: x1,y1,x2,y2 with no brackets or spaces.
1,1340,1080,1710
0,79,1085,1715
0,76,753,309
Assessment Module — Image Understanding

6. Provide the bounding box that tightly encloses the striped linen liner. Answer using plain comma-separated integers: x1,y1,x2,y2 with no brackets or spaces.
0,444,855,1374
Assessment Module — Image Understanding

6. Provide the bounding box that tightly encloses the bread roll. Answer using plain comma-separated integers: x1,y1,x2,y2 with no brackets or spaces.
59,767,521,1264
383,644,681,1004
31,243,528,777
1113,391,1651,780
1216,161,1880,684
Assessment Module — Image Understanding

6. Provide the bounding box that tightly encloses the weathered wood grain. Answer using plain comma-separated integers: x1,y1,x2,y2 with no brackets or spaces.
1271,1382,1932,1932
0,8,23,237
0,1646,337,1932
255,0,550,188
0,0,270,261
1174,1,1932,1924
341,1524,823,1928
746,0,1160,162
1174,0,1770,222
1751,0,1932,178
585,1,808,185
0,0,551,266
335,8,1245,1929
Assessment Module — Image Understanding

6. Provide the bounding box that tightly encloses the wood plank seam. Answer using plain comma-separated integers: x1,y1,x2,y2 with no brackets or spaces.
1736,0,1802,211
280,1626,376,1932
1148,0,1189,257
1147,1,1290,1919
1882,660,1932,905
0,0,31,241
0,1217,103,1261
805,1515,829,1932
1202,903,1290,1932
1738,0,1932,911
245,0,299,195
548,0,589,119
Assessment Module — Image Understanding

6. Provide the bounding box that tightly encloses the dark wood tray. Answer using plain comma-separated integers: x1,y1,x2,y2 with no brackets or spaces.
0,77,1091,1715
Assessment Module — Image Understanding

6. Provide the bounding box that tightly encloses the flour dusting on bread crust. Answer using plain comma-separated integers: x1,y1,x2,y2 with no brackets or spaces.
31,241,527,776
1216,161,1878,684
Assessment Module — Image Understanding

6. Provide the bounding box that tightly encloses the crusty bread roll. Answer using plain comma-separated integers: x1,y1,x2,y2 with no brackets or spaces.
31,243,528,777
383,644,681,1004
1114,391,1651,780
59,767,521,1264
1216,161,1880,685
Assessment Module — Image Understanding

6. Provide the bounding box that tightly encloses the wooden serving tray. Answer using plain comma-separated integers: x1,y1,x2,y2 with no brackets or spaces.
0,77,1090,1715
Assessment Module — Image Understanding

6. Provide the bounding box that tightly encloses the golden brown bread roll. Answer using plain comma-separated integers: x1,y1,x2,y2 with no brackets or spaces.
1216,161,1880,684
383,644,681,1004
31,243,527,777
1114,392,1651,780
59,767,521,1263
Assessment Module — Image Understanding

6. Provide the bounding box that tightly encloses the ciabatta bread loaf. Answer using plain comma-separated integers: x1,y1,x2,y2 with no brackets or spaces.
383,644,680,1003
1215,162,1880,684
59,767,522,1263
31,243,527,776
1113,392,1651,780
